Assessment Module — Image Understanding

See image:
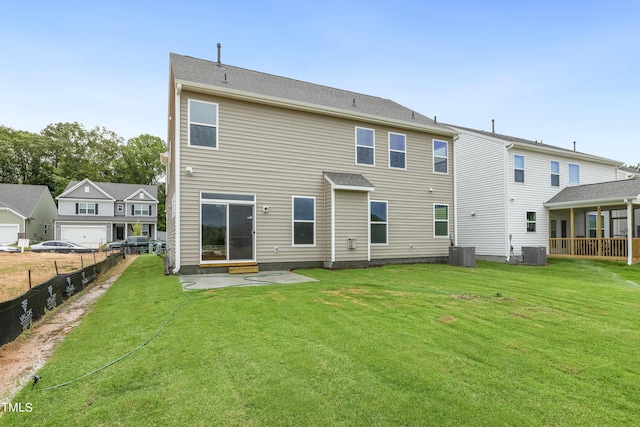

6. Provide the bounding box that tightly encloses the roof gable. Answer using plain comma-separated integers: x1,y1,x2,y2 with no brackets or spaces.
0,184,53,217
58,179,114,200
59,180,158,202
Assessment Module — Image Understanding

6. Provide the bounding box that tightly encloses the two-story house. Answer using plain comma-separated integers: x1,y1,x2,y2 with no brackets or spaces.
166,52,458,274
451,124,623,262
0,183,57,244
55,179,158,248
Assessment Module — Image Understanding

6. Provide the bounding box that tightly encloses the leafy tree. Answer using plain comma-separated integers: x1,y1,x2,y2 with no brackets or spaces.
115,134,165,185
157,182,166,231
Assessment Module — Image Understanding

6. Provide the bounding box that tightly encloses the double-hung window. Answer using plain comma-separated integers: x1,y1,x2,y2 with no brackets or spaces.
356,127,374,165
133,204,151,216
569,163,580,184
389,133,406,169
370,201,388,244
433,140,448,173
514,155,525,183
550,161,560,187
77,203,97,215
189,99,218,148
526,212,537,232
434,204,449,237
293,197,315,246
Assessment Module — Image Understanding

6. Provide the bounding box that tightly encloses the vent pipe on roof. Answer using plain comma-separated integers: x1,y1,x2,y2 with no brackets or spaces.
216,43,222,66
412,111,415,119
492,119,495,133
573,141,576,151
352,98,356,107
433,115,437,123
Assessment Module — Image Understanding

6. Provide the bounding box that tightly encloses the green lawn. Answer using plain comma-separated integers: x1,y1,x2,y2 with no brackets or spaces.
3,256,640,426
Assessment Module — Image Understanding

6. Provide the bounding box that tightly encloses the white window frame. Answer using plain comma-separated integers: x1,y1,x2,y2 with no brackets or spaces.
550,161,560,187
434,204,449,238
292,196,316,247
569,163,580,184
514,155,525,183
78,202,96,215
526,211,537,232
433,140,448,174
355,127,375,166
134,204,150,216
370,200,388,245
388,133,406,170
188,99,219,150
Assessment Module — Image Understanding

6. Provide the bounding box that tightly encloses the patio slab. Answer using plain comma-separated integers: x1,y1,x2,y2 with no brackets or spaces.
179,271,317,290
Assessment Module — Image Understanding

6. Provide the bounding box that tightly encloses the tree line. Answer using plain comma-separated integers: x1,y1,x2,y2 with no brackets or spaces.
0,122,167,230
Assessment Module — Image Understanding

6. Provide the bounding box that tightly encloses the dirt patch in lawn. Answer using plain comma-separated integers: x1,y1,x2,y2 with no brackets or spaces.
0,251,112,302
0,255,136,404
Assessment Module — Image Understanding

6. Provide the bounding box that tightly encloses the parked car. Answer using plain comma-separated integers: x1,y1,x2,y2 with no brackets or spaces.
105,240,123,250
30,240,96,253
0,245,19,253
121,236,150,253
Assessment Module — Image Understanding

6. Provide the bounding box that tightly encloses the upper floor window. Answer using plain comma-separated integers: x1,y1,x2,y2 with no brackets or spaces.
550,161,560,187
117,204,124,212
189,99,218,149
514,155,525,183
77,203,97,215
133,204,151,216
356,127,374,166
433,140,448,173
569,163,580,184
389,133,406,169
370,201,388,244
292,197,315,246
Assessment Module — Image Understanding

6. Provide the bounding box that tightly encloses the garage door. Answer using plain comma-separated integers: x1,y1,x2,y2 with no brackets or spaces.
0,224,19,245
60,225,107,249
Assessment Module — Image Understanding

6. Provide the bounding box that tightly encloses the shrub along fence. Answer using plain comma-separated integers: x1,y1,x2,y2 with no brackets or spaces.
0,252,122,347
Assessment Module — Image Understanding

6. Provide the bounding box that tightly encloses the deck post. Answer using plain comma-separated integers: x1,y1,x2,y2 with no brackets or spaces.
570,208,575,255
597,206,602,257
627,200,633,265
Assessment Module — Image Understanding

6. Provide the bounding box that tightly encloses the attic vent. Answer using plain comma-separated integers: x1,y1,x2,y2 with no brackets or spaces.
140,193,144,199
84,186,89,193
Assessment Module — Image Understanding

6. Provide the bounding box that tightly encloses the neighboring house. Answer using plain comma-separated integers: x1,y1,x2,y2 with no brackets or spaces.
545,178,640,265
55,179,158,248
166,52,458,274
450,125,623,261
617,165,639,180
0,183,57,244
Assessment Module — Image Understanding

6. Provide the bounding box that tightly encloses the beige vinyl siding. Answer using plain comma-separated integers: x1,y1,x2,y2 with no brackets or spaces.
26,192,57,241
323,180,332,264
333,190,369,262
166,70,178,268
177,90,454,267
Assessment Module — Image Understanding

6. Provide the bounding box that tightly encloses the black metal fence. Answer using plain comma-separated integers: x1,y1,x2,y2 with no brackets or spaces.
0,252,122,347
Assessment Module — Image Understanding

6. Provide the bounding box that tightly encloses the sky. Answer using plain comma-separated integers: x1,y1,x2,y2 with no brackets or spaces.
1,0,638,165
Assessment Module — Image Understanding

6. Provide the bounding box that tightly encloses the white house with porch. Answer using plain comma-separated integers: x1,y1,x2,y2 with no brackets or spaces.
545,178,640,265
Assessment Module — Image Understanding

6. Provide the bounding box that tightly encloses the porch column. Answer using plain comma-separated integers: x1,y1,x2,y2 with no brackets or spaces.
570,208,575,255
628,201,633,265
597,206,602,257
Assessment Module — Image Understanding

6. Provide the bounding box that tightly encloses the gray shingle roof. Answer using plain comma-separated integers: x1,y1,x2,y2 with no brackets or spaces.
0,184,51,217
171,53,454,133
545,178,640,205
324,172,374,189
449,124,622,164
63,181,158,201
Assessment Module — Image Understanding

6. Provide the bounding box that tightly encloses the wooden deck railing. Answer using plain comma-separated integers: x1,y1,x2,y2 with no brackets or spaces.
549,238,640,261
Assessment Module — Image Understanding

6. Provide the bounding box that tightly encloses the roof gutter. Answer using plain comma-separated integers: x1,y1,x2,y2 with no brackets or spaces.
175,79,457,138
544,196,640,210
